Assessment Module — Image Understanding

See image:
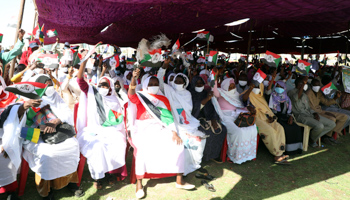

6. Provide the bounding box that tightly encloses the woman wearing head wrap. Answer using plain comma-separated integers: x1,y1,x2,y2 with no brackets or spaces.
76,60,127,190
123,71,132,90
128,68,194,199
162,73,207,176
113,76,128,106
189,75,227,162
19,74,83,199
269,81,303,154
241,78,289,164
212,76,258,164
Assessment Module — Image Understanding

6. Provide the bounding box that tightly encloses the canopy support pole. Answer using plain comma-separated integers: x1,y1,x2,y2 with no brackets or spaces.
346,21,350,66
246,20,253,71
9,0,26,79
301,39,305,60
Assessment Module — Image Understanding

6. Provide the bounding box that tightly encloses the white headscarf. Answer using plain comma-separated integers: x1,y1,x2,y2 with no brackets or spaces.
141,76,163,95
217,78,244,108
167,73,176,87
123,71,132,86
98,76,121,112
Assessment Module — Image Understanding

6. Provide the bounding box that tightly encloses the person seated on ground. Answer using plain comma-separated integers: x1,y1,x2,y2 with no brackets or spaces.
128,68,194,199
269,81,303,155
189,75,227,163
213,75,258,164
235,72,249,94
306,79,348,144
76,58,127,190
60,66,81,110
241,78,289,164
20,75,83,199
287,76,336,147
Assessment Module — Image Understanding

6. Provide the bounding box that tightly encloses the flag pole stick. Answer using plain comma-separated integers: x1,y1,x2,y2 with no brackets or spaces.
206,39,210,70
345,21,350,66
246,20,253,72
182,36,197,47
9,0,26,80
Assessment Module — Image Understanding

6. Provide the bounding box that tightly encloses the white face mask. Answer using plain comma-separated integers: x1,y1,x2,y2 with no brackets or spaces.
195,86,204,93
303,84,308,91
174,83,185,91
239,80,247,86
229,88,237,95
45,86,55,97
263,80,269,87
312,86,321,93
252,88,260,94
148,86,159,94
98,87,109,96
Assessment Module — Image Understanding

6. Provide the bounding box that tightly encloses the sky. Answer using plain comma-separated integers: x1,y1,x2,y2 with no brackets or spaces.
0,0,35,48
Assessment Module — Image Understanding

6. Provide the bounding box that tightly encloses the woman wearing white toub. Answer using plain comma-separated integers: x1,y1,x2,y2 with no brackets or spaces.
76,58,127,190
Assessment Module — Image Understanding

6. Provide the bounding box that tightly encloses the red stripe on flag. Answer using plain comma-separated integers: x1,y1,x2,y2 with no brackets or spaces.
149,94,172,111
266,50,281,59
17,82,48,89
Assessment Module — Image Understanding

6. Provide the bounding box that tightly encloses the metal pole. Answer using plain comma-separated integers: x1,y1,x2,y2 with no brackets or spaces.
246,20,253,71
9,0,26,79
301,39,305,60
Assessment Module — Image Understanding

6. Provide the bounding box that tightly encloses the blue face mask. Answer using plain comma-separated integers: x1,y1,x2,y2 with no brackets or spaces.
275,87,285,94
290,79,295,83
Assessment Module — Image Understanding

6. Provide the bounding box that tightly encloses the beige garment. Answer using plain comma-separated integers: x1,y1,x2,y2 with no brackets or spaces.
35,171,78,197
241,83,285,156
306,90,347,134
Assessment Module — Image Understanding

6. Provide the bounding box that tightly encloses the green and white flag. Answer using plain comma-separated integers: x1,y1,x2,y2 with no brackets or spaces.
208,51,218,64
262,50,281,67
321,82,338,99
196,31,214,42
296,60,311,76
0,33,3,43
46,29,58,38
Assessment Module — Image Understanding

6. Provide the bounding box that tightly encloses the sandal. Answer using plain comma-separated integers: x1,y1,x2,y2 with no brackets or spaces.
67,183,85,197
201,180,216,192
93,180,103,190
199,118,210,130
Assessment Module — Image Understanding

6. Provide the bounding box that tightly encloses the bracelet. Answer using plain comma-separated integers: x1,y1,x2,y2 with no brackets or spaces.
129,85,137,89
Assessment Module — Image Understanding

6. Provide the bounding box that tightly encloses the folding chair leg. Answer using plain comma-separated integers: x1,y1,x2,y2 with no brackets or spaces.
220,136,228,163
18,158,29,196
253,134,260,161
333,132,338,140
77,154,86,187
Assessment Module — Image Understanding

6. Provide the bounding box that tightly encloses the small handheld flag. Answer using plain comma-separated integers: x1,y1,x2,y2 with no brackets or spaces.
0,33,3,43
262,50,281,67
321,82,338,99
37,54,59,69
252,69,267,86
46,29,58,38
139,49,162,68
80,42,102,63
296,60,311,76
20,127,40,143
208,51,218,64
172,39,180,52
39,24,45,44
5,82,48,99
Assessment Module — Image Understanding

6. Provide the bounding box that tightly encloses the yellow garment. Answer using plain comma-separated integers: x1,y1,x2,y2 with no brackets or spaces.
242,83,285,156
35,171,78,197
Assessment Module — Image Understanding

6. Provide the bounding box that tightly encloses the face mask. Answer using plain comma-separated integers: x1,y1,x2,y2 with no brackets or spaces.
174,83,185,91
45,86,55,97
148,86,159,94
61,67,68,73
312,86,321,93
275,87,284,94
200,65,205,70
98,87,109,96
290,79,295,83
115,87,121,93
239,80,247,86
195,86,204,93
115,70,121,75
263,80,269,87
252,88,260,94
229,88,237,95
303,84,308,91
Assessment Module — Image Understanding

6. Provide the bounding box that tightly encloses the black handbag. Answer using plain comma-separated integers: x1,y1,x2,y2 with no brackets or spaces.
41,123,76,144
234,112,256,127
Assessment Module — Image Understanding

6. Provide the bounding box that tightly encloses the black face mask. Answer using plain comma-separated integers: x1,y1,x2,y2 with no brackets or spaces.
115,87,121,93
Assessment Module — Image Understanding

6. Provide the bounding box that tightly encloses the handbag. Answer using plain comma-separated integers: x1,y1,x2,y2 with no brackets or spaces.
41,123,76,144
234,112,256,127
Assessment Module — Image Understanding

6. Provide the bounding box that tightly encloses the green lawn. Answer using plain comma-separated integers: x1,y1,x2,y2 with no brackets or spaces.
2,133,350,200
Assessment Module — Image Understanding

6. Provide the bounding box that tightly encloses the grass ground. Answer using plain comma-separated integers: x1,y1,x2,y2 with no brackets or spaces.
2,133,350,200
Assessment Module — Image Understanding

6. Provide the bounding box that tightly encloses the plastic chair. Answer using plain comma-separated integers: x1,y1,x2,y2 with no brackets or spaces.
292,114,321,151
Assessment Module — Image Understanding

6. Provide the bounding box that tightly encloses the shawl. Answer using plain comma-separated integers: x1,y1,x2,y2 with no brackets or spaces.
269,80,292,114
217,78,244,108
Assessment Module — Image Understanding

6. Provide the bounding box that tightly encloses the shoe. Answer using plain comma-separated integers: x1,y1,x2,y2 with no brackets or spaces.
175,183,195,190
67,183,85,197
135,187,145,199
328,137,341,144
309,142,318,148
42,191,54,200
211,157,223,164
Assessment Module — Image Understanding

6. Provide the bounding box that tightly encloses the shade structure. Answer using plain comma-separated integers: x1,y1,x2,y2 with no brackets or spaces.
36,0,350,53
